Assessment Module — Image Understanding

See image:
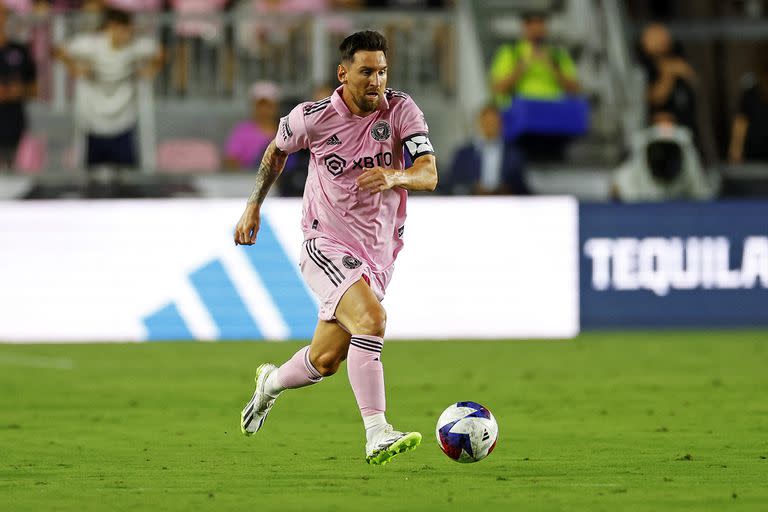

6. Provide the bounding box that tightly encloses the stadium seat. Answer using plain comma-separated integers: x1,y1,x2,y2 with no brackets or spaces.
171,0,226,38
13,134,47,174
3,0,32,13
502,96,590,141
107,0,163,11
156,139,221,173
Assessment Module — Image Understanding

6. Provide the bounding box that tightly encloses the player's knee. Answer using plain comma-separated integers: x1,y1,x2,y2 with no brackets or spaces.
353,307,387,337
312,350,343,377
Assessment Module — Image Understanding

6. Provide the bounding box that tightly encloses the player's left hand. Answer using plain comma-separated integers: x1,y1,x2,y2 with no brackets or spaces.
356,167,399,193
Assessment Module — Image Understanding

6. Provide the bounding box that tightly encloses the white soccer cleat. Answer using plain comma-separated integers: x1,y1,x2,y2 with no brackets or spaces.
240,363,278,436
365,425,422,465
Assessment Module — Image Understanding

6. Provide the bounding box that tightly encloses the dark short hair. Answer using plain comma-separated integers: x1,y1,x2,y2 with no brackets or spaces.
104,7,133,27
522,10,548,22
339,30,388,63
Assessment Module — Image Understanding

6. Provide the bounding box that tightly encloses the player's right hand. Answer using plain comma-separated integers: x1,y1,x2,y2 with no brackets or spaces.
234,204,261,246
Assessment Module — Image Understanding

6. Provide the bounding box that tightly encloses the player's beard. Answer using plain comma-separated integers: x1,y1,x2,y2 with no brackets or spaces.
355,91,380,113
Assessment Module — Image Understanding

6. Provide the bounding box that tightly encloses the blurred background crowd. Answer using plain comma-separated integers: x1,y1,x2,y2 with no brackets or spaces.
1,0,768,201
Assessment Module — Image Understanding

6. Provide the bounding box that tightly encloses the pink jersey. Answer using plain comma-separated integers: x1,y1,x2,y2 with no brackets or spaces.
275,85,434,272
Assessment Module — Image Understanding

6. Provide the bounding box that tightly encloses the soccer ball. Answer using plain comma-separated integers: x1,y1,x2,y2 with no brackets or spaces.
436,401,498,463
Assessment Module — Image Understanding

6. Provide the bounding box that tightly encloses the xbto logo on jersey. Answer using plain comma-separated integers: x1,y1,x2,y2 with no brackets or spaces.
353,151,393,170
324,153,346,176
325,151,393,176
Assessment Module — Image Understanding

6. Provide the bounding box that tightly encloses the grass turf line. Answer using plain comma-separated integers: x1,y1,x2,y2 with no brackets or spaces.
0,331,767,511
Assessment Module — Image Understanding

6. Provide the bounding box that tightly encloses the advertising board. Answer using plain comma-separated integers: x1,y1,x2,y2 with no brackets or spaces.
0,198,579,341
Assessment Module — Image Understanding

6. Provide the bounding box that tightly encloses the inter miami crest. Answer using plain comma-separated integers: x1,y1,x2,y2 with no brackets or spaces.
342,256,362,269
370,120,391,142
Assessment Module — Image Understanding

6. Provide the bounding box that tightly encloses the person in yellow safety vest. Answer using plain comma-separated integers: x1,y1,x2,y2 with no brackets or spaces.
489,11,580,109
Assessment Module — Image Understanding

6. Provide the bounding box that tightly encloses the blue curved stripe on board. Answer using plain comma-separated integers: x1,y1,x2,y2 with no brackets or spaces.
240,217,317,340
144,303,194,341
189,260,262,340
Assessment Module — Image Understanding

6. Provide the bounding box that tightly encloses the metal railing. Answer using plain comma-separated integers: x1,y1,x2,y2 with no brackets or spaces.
599,0,645,146
5,9,458,175
13,9,457,108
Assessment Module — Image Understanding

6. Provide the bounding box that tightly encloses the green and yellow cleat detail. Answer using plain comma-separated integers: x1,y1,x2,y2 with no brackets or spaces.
366,431,422,465
240,363,277,436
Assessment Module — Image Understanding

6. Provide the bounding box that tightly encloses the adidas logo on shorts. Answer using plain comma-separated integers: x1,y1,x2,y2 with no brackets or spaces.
325,134,342,146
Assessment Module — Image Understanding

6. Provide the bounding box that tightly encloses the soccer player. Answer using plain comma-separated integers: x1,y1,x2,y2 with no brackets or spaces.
234,30,437,465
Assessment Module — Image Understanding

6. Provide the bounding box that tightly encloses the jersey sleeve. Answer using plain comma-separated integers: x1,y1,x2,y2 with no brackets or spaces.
275,103,310,154
398,96,435,161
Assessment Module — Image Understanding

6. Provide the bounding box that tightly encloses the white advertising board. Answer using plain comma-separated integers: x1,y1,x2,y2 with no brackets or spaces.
0,198,578,341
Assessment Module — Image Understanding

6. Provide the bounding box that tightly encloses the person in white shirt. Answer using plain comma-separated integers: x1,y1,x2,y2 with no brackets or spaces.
55,8,163,168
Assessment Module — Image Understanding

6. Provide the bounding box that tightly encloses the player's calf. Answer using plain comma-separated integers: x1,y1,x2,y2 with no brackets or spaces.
240,346,323,436
309,347,347,377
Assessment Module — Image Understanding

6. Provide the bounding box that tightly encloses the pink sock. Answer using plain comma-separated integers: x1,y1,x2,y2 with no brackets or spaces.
347,335,386,417
272,346,323,393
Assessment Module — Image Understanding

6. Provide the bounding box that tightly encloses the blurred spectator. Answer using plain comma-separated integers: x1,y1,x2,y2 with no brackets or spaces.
638,22,698,136
169,0,227,96
55,7,163,168
223,80,279,170
447,105,528,195
489,11,579,109
4,0,32,14
728,50,768,164
108,0,162,12
0,2,36,170
612,112,713,202
370,0,454,94
365,0,450,7
311,81,335,101
236,0,357,56
489,11,581,162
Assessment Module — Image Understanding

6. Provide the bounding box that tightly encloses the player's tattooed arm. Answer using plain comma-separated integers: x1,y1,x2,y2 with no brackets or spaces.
247,140,289,205
235,140,288,245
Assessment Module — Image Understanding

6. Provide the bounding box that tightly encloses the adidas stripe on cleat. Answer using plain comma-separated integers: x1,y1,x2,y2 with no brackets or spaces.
240,363,278,436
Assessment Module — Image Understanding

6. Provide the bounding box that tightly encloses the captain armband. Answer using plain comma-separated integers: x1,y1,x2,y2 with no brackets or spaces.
403,133,435,160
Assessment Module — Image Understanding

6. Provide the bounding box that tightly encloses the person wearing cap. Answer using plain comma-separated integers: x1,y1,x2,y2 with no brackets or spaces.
489,11,580,109
223,81,281,170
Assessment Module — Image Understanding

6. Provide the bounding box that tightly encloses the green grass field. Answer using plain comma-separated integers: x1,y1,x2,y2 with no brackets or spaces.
1,331,767,511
